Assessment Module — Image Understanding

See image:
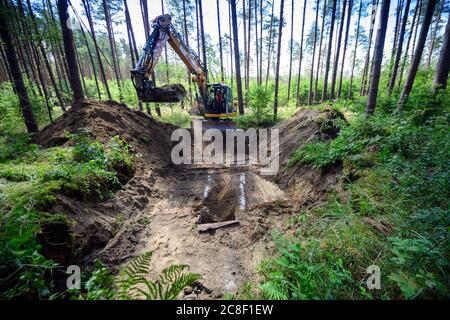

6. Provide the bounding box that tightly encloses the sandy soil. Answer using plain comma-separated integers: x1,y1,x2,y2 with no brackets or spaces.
33,100,343,299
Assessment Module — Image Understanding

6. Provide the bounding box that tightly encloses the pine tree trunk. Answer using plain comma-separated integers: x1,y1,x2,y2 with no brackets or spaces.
287,0,295,103
26,0,66,111
229,1,234,87
365,0,391,115
308,0,320,105
0,0,38,132
246,0,252,103
426,2,441,69
230,0,244,114
295,0,307,105
398,0,437,109
387,0,411,94
255,0,259,85
398,0,419,89
348,0,362,99
259,0,263,85
314,0,327,103
274,0,285,120
388,0,403,79
330,0,347,100
82,0,111,100
161,0,170,83
265,1,275,88
216,0,225,82
433,10,450,92
57,0,84,102
322,0,336,102
337,0,353,99
102,0,123,99
360,0,379,96
198,0,208,81
183,0,193,106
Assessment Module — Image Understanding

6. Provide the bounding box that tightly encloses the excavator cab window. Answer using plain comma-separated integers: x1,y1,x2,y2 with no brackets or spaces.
206,84,231,115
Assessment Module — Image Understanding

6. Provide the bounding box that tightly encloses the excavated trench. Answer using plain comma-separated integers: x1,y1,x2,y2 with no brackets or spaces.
32,100,343,299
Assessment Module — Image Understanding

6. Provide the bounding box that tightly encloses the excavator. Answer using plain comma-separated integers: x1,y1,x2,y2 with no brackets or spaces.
131,14,237,120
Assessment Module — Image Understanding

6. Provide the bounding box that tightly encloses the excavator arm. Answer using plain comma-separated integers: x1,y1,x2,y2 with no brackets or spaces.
131,14,207,103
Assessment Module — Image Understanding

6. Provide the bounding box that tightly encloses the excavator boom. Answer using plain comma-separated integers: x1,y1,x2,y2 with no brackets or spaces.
132,14,236,119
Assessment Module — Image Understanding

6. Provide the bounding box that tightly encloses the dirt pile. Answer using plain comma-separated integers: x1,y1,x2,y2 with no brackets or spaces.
274,107,346,206
34,99,176,173
32,100,178,266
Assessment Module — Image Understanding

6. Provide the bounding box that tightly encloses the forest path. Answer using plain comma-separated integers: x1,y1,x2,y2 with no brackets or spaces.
137,164,290,298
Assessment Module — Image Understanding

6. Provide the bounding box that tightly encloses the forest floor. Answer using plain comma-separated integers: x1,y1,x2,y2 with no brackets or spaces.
29,99,343,299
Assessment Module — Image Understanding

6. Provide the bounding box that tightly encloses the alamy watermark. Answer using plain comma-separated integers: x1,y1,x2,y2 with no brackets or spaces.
171,121,279,175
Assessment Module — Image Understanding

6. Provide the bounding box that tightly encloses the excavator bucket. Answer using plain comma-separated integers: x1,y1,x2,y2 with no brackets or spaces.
140,84,187,103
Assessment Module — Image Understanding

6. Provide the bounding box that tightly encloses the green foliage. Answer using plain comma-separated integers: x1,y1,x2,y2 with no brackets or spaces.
0,129,136,299
263,87,450,299
116,252,201,300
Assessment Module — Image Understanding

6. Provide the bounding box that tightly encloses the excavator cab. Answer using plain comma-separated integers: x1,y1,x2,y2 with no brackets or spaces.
204,84,237,119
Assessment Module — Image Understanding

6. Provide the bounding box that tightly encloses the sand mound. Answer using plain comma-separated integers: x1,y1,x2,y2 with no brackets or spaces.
34,99,176,172
274,107,346,205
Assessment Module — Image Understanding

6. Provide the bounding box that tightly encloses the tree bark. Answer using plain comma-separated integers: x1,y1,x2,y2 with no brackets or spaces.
82,0,111,100
314,0,327,103
273,0,285,120
348,0,362,99
198,0,208,82
360,0,379,96
337,0,353,99
57,0,84,102
398,0,437,109
426,2,441,69
102,0,123,99
308,0,320,105
365,0,391,115
296,0,307,105
287,0,295,103
433,10,450,92
330,0,347,100
216,0,225,82
265,0,275,88
230,0,244,114
322,0,336,102
387,0,411,95
0,0,38,132
398,0,419,89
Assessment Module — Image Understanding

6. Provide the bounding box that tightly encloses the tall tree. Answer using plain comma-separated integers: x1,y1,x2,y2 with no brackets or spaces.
82,0,111,100
161,0,170,83
398,0,437,109
322,0,336,101
348,0,363,99
57,0,84,102
314,0,327,103
365,0,391,115
198,0,208,81
101,0,123,98
398,0,419,88
308,0,320,105
337,0,353,99
426,1,442,68
265,0,275,88
433,9,450,92
216,0,224,82
287,0,295,102
25,0,65,111
0,0,38,132
360,0,379,96
330,0,347,100
182,0,193,105
295,0,307,106
387,0,411,95
274,0,285,120
230,0,244,114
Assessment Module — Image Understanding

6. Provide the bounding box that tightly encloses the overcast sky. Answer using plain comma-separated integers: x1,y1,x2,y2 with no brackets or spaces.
69,0,415,77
